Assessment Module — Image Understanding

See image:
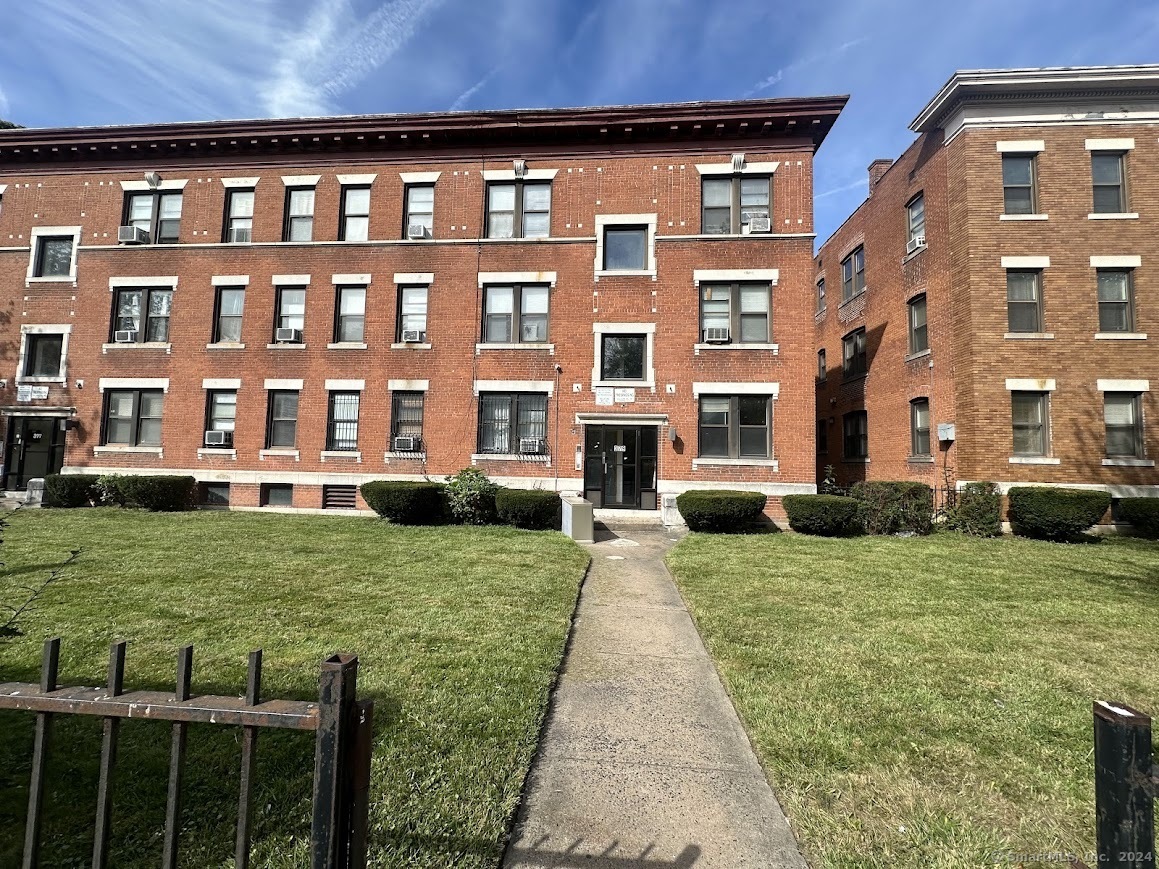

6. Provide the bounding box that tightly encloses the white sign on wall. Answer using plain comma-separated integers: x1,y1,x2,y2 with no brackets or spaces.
613,388,636,403
594,387,614,406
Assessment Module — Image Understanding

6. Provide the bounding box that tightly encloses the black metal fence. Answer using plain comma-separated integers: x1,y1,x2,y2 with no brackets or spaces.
0,638,373,869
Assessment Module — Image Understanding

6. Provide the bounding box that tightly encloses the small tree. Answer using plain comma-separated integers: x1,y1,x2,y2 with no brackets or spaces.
444,468,499,525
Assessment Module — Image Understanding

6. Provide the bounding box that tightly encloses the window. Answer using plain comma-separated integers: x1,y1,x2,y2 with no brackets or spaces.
477,393,547,454
601,334,646,381
201,483,230,506
908,294,928,354
842,328,867,378
103,389,163,446
224,189,254,242
817,349,826,381
483,285,549,343
602,226,647,270
1105,393,1144,458
266,390,299,447
326,392,360,451
283,187,315,242
339,186,370,242
391,392,425,443
816,278,826,314
33,236,74,278
842,410,868,460
260,483,293,507
1097,270,1135,333
1006,271,1043,333
112,287,172,343
1011,392,1049,456
334,286,366,343
841,247,865,302
23,334,64,378
396,285,428,341
404,185,434,238
910,398,931,457
697,395,770,459
124,191,182,244
213,287,245,343
486,181,551,239
816,420,828,454
1002,154,1037,215
906,193,925,247
1091,152,1127,213
701,176,770,234
699,282,770,343
205,391,236,444
274,287,305,341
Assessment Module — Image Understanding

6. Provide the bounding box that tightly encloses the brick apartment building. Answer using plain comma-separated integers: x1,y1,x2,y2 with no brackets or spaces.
815,66,1158,509
0,96,845,514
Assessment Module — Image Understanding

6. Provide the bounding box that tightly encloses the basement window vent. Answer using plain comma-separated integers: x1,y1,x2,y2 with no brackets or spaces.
323,485,357,510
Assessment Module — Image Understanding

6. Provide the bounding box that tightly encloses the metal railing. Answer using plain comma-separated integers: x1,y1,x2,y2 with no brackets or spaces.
1,638,373,869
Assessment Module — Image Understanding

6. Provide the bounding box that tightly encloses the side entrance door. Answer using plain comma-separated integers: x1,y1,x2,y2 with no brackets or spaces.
3,417,66,490
583,426,658,509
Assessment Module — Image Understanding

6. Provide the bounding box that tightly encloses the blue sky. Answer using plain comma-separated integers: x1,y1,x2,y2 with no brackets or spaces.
2,0,1158,242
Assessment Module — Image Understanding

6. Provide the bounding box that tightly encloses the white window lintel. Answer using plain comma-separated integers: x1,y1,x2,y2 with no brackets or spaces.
480,169,558,181
996,140,1045,153
221,177,260,188
281,175,321,187
693,269,779,285
264,378,303,391
1090,256,1141,269
478,271,558,288
109,275,179,290
1005,378,1056,391
332,273,371,285
202,378,241,390
1097,379,1149,392
336,174,377,185
388,379,429,392
394,272,433,285
398,171,442,184
325,379,365,391
211,275,249,286
1085,138,1134,151
98,377,170,393
1001,256,1050,269
473,379,554,396
693,382,780,399
272,274,311,285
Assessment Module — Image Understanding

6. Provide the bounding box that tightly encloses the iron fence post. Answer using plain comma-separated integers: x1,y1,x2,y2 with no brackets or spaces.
1093,701,1155,869
311,654,358,869
21,637,59,869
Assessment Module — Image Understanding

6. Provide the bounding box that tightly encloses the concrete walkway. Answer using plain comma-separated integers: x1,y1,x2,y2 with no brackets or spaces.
504,523,807,869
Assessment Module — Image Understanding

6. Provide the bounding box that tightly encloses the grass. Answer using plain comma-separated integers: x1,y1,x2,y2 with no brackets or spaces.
666,531,1159,869
0,508,589,868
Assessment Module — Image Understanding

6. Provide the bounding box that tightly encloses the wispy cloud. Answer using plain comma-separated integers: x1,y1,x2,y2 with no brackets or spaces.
260,0,446,117
449,64,503,111
744,37,868,97
817,178,867,199
0,82,9,118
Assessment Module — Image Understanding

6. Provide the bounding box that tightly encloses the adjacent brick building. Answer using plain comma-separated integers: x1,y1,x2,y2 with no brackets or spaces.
0,97,846,514
816,66,1159,510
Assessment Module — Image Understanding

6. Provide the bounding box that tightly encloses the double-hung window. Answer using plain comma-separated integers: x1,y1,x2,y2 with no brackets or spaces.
842,328,866,378
266,390,299,448
906,193,925,249
124,191,183,243
104,389,163,446
404,185,434,238
816,420,828,454
841,247,865,302
483,284,549,343
908,294,928,354
701,176,770,234
283,187,315,241
477,393,547,455
224,189,254,242
910,398,931,457
697,395,770,459
1002,154,1037,215
1104,393,1144,458
1011,392,1049,457
842,411,868,460
339,186,370,241
602,226,647,270
486,181,551,239
213,287,245,343
274,287,306,342
817,349,826,381
334,286,366,343
397,285,428,341
23,333,64,379
391,392,425,445
33,236,75,278
1096,269,1135,333
816,278,826,314
204,391,237,446
1006,271,1043,333
699,282,770,344
1091,152,1127,214
326,392,360,451
113,287,172,343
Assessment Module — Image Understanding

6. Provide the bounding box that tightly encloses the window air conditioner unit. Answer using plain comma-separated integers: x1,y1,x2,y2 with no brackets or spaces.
401,330,424,343
204,430,232,446
521,323,545,342
747,216,772,233
229,227,252,243
393,435,420,452
274,328,302,343
703,327,730,344
907,234,926,253
113,330,138,343
407,223,431,239
519,437,545,455
118,225,149,244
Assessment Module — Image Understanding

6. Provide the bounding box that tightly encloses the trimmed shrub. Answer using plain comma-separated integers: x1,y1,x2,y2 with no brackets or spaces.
851,481,933,535
115,475,197,512
783,494,863,537
96,474,128,507
444,468,499,525
496,488,561,530
1007,486,1111,541
360,481,446,525
676,490,767,533
43,474,100,508
1118,497,1159,540
945,481,1002,537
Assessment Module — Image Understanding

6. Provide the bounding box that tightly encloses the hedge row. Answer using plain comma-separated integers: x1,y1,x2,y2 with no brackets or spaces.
1007,487,1111,541
360,473,561,531
944,482,1002,537
1118,497,1159,540
675,490,767,533
783,494,862,537
43,474,196,512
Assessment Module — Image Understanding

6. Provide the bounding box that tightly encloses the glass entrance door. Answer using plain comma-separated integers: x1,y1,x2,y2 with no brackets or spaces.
3,417,66,490
582,426,658,509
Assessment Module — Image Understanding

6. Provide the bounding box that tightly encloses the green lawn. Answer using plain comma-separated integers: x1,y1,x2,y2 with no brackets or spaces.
667,532,1159,869
0,509,588,868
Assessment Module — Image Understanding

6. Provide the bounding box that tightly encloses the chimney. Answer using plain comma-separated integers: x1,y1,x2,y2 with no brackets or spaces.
868,158,894,195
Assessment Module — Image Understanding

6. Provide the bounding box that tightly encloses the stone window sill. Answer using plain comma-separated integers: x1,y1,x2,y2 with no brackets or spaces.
693,343,778,355
595,269,656,279
839,289,867,308
27,276,76,286
842,373,868,383
1008,456,1060,465
390,342,433,350
260,448,300,460
321,450,362,462
1088,213,1138,220
907,455,935,464
1004,332,1054,340
592,380,654,390
94,445,162,456
471,453,550,464
904,348,931,362
691,457,778,470
265,343,306,350
206,342,246,350
901,244,927,264
327,342,368,350
475,342,555,354
197,448,237,459
102,342,172,354
1095,332,1147,340
16,376,66,385
1102,457,1155,467
842,457,870,464
1000,214,1049,221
